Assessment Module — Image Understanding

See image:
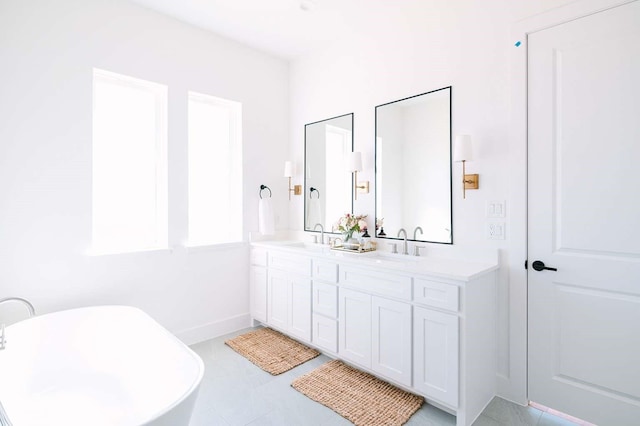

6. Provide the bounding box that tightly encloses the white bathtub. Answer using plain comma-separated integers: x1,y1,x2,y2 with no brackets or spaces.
0,306,204,426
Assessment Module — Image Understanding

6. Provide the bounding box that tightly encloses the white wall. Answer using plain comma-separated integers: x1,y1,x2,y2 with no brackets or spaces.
289,0,576,403
0,0,289,343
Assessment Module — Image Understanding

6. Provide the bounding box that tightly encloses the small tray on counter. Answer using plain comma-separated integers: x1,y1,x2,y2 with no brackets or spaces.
330,242,377,253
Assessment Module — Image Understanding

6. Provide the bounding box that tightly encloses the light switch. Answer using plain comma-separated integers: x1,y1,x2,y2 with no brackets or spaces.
487,222,506,240
487,200,506,218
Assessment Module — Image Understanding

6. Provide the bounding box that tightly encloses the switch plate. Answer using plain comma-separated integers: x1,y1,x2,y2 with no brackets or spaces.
487,200,506,218
487,222,506,240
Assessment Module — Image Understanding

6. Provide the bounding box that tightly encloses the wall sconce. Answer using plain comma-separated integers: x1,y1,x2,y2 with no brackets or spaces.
347,152,369,201
454,135,479,199
284,161,302,200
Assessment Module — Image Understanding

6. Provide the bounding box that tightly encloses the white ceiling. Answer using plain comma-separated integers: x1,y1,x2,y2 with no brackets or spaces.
127,0,372,59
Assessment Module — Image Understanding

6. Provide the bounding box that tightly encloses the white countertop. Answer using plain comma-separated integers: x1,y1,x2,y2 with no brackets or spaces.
251,240,499,282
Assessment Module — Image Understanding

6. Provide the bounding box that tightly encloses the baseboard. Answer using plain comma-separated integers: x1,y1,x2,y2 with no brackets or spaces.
496,373,528,406
176,313,252,345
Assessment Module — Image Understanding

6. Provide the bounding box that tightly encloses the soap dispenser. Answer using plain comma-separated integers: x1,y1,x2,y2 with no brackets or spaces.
361,227,372,250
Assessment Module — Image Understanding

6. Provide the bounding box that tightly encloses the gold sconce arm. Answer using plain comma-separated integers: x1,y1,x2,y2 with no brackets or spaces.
353,170,370,201
287,177,302,200
461,160,479,199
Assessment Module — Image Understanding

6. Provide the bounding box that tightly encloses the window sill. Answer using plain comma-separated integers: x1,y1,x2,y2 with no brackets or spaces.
86,246,173,257
184,241,246,253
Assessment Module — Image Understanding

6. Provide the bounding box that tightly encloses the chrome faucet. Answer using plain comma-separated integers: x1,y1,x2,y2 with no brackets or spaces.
413,226,423,240
397,228,409,255
314,223,325,245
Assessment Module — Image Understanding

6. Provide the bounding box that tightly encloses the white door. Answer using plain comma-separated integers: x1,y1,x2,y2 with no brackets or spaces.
371,296,412,387
528,3,640,425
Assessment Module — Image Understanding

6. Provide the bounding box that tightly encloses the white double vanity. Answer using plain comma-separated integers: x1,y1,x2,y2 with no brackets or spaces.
249,241,499,426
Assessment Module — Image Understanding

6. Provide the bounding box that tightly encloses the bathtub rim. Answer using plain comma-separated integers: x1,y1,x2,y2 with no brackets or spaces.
3,305,205,426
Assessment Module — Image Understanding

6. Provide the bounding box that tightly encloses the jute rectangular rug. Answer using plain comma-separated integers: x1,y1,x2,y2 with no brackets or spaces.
291,360,424,426
225,327,320,375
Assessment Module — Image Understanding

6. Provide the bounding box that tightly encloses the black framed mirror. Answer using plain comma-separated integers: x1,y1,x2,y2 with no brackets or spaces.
375,87,452,244
304,113,354,233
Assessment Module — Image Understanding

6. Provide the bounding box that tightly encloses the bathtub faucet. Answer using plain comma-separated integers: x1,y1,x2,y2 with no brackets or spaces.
0,297,36,350
0,297,36,317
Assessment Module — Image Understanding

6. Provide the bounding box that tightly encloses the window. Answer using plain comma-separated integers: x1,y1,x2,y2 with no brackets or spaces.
91,69,168,254
188,92,242,246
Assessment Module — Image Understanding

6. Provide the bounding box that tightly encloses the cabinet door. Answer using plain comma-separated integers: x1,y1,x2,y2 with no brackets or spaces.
250,266,268,323
313,314,338,353
413,306,459,407
288,276,311,342
339,288,372,368
372,297,412,387
267,270,288,330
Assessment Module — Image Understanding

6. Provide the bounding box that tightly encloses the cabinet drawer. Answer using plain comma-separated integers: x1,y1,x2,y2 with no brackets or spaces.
340,266,412,301
312,282,338,318
268,252,310,276
312,314,338,353
414,278,459,312
312,259,338,283
250,248,268,267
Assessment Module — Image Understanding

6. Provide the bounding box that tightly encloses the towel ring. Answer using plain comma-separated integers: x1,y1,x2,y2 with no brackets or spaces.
259,185,272,199
310,187,320,199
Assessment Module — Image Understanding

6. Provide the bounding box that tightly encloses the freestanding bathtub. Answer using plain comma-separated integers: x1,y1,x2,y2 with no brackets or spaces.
0,306,204,426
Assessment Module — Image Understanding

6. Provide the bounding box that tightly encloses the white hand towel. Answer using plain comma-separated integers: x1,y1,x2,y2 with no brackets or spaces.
259,198,275,235
306,197,322,229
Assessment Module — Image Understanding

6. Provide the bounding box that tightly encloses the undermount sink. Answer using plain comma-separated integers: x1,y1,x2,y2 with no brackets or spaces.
270,241,426,265
278,241,329,252
365,251,422,264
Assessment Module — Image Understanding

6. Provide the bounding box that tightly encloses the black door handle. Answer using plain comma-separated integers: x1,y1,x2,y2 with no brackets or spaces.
532,260,557,272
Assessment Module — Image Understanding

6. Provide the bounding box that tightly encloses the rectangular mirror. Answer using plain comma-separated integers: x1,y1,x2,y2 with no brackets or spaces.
375,87,452,244
305,113,354,232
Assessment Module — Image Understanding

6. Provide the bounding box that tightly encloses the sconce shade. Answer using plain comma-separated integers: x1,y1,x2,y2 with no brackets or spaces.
347,152,363,172
454,135,473,162
284,161,294,178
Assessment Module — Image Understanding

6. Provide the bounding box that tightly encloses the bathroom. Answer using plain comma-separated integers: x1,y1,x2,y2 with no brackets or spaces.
1,0,638,425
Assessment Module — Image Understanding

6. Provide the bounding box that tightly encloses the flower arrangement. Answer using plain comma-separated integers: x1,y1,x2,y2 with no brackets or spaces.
334,213,368,242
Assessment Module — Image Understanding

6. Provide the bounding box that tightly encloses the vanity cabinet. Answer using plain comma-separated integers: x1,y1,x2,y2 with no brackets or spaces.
371,296,412,387
310,259,340,353
263,251,312,343
249,243,498,426
249,248,268,323
339,288,372,368
250,266,268,323
266,270,289,330
413,306,459,406
338,288,412,386
288,276,312,342
312,281,339,353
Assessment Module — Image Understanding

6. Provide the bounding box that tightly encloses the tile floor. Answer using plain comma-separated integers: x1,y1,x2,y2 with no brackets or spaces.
189,328,585,426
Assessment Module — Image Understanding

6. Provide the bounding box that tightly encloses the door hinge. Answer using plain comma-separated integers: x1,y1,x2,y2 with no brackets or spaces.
524,260,528,270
